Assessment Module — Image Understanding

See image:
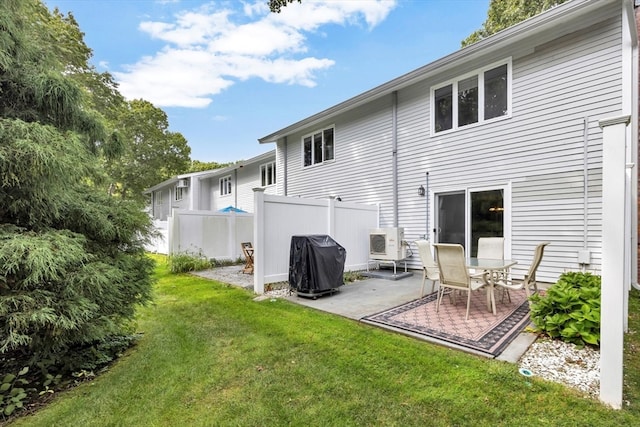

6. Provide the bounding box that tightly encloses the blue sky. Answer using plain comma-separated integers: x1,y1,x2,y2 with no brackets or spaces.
44,0,490,163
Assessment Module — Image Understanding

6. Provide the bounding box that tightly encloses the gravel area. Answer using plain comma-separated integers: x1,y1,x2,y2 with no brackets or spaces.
191,265,254,289
518,339,600,398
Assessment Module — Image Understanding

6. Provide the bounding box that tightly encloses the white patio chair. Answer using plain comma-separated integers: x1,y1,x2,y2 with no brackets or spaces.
433,243,487,320
477,237,504,260
414,240,439,297
496,242,550,305
472,237,506,284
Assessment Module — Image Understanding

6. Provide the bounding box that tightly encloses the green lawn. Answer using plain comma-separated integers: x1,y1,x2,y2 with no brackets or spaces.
11,256,640,426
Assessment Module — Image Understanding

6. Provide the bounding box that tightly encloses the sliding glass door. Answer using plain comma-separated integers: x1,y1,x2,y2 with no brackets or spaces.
435,188,505,256
436,192,465,247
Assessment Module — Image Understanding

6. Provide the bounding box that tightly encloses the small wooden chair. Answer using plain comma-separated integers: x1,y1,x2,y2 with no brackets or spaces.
241,242,254,274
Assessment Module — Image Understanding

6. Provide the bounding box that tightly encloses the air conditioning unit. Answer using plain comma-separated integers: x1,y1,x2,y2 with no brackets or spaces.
369,227,406,261
176,179,189,188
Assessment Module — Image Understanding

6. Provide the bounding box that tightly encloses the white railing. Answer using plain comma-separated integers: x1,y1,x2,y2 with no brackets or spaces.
253,190,379,294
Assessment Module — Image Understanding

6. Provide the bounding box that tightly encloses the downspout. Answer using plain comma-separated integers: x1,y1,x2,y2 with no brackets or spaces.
234,168,238,208
392,91,399,227
283,136,288,196
425,172,430,240
628,0,640,290
631,1,640,290
582,117,589,272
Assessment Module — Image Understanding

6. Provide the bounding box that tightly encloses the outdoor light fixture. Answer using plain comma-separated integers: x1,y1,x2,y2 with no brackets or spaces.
418,185,425,197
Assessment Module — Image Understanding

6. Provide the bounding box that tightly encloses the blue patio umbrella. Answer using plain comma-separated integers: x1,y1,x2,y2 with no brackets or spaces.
218,205,247,213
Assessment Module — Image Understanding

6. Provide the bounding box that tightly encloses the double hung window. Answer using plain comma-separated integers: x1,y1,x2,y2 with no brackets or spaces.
219,175,232,196
432,59,511,133
303,126,334,167
175,187,184,201
260,161,276,187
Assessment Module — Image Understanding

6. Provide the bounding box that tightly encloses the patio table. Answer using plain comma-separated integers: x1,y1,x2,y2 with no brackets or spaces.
467,258,517,315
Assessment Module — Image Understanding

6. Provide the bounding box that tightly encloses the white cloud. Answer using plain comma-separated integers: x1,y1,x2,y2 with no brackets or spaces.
114,0,397,108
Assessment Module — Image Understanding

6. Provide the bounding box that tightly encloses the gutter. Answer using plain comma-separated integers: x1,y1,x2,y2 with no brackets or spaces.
283,136,288,196
258,0,613,144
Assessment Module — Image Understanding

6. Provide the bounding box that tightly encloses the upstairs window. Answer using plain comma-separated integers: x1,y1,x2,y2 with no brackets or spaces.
175,187,184,201
155,191,163,205
303,126,334,167
219,175,232,196
261,161,276,187
432,60,511,134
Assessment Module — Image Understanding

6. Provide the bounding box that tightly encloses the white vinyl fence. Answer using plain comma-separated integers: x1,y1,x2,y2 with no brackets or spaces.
253,190,379,294
145,219,169,254
168,209,254,260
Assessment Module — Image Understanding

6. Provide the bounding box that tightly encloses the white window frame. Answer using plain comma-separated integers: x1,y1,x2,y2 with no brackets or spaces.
260,161,276,187
301,125,335,168
155,191,163,205
430,58,512,136
174,186,184,201
431,182,512,256
219,175,232,196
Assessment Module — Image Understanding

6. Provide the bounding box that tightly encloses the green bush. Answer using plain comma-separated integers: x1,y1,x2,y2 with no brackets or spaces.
344,270,366,283
529,271,601,347
167,252,213,273
211,257,243,267
0,367,30,417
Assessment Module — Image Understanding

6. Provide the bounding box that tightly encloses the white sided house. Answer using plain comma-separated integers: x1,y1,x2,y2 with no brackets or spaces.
143,150,276,258
258,0,639,287
145,150,276,220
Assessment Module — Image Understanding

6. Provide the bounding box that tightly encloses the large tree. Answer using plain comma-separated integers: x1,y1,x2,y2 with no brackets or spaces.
188,160,231,173
461,0,568,47
0,0,154,373
268,0,301,13
106,99,191,201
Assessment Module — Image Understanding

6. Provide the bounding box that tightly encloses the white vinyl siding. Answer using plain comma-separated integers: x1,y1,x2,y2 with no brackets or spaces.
412,12,621,281
153,189,171,220
281,7,623,284
286,97,396,224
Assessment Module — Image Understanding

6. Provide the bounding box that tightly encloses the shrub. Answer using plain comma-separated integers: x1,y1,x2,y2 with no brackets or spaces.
529,271,601,347
168,252,213,273
211,257,242,267
0,367,30,418
344,270,366,283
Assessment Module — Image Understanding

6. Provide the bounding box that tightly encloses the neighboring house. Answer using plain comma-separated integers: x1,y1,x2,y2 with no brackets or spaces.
145,150,276,220
258,0,638,285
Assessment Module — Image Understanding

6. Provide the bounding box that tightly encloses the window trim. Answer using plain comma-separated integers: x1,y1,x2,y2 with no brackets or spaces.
260,161,276,187
219,175,232,196
432,182,512,256
155,191,163,205
301,125,335,168
174,186,184,201
430,58,512,136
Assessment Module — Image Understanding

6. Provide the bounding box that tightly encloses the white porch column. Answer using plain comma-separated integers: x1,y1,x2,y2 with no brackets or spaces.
599,115,630,409
253,188,266,294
